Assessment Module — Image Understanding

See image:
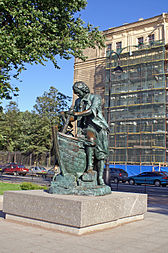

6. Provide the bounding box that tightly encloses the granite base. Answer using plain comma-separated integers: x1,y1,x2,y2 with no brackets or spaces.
3,190,147,235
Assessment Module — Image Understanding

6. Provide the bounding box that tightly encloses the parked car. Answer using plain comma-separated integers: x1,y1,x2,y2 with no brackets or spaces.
43,168,57,179
28,166,47,176
128,171,168,187
1,163,29,176
0,164,3,174
109,168,128,184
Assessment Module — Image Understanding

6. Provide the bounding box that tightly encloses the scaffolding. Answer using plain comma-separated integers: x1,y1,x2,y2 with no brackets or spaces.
105,41,168,165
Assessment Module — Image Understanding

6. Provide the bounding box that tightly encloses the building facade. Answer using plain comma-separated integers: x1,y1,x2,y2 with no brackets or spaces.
74,13,168,165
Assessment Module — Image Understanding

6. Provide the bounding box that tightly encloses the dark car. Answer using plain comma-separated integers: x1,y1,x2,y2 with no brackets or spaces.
1,163,29,176
43,168,56,179
109,168,128,184
128,171,168,187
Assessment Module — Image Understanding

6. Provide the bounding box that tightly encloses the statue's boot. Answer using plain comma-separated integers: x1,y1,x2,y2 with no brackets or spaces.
86,146,93,172
98,160,105,185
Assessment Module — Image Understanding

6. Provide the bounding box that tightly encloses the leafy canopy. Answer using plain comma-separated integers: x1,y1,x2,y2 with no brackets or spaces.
0,0,104,99
0,87,71,153
34,86,71,126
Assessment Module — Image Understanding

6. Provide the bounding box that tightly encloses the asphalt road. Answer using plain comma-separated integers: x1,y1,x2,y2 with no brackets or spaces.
1,174,168,195
110,182,168,195
1,174,168,209
110,182,168,210
0,174,52,185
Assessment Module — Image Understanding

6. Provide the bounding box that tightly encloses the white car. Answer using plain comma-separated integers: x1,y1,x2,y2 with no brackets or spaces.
28,166,47,176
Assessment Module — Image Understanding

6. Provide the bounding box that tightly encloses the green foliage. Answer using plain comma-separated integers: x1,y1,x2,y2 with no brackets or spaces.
20,182,48,190
0,0,104,100
23,112,52,154
0,182,21,195
0,86,70,155
34,86,71,126
0,101,22,151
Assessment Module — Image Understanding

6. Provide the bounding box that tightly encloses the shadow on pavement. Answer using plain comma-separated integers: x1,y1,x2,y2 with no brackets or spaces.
0,210,5,218
148,195,168,215
148,205,168,215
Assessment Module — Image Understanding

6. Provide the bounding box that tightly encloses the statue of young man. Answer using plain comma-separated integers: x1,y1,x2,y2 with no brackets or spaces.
69,81,109,185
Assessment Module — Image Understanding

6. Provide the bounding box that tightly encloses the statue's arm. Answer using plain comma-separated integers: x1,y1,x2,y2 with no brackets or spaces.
73,109,92,117
73,95,100,117
60,111,76,122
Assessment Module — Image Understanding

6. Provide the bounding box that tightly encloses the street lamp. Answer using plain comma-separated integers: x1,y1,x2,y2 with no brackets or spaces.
104,50,123,186
104,45,143,185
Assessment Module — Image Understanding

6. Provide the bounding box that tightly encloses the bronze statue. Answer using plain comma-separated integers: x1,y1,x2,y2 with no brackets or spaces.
70,81,109,185
49,81,111,196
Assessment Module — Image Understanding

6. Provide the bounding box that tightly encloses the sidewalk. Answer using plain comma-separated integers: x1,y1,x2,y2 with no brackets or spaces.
0,196,168,253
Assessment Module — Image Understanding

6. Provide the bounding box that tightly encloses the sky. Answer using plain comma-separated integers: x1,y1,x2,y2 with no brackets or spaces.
2,0,168,111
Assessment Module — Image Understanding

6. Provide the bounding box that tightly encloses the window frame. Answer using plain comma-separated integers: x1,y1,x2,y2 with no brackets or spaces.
116,41,122,52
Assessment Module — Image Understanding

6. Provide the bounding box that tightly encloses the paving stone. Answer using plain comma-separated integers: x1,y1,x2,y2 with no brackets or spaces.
0,195,168,253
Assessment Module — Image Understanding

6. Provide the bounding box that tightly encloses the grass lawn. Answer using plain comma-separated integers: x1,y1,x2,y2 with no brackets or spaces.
0,182,21,195
0,182,48,195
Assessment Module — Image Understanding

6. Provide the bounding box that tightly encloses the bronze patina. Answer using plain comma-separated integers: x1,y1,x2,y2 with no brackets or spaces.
49,81,111,196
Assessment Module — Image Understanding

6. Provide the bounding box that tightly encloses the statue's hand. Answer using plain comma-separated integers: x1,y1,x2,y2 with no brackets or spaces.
60,111,72,118
60,111,66,122
63,110,75,122
67,109,74,116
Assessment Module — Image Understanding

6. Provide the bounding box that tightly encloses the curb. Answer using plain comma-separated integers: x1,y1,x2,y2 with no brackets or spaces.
0,195,3,204
0,195,3,210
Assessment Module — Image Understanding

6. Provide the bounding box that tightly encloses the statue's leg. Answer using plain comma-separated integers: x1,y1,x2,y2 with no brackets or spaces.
86,130,96,172
86,146,94,172
98,160,105,185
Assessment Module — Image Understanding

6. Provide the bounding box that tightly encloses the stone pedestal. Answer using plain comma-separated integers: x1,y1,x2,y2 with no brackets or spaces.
3,190,147,235
49,173,111,196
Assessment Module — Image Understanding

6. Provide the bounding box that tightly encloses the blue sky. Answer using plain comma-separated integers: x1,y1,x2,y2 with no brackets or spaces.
2,0,168,111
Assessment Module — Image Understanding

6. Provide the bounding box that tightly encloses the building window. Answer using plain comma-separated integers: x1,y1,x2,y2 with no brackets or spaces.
106,44,112,56
138,37,144,47
148,34,155,45
107,44,112,51
116,41,122,53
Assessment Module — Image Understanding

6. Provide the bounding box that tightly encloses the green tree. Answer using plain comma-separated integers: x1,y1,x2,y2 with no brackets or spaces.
33,86,71,127
27,87,71,154
0,87,70,153
0,101,21,151
19,111,51,154
0,0,104,100
15,110,37,152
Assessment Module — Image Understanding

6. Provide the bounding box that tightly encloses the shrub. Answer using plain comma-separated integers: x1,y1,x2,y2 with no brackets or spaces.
20,182,48,190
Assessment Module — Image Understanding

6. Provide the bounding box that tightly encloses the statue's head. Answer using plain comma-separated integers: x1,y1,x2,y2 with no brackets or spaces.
73,81,90,98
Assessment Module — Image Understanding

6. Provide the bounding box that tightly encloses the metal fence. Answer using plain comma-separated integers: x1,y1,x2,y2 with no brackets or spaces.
0,151,55,168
